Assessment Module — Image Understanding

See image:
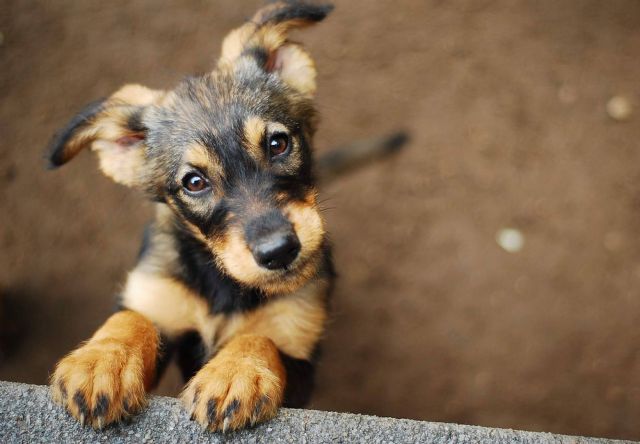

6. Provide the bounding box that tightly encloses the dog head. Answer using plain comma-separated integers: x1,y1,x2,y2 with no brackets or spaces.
46,1,333,295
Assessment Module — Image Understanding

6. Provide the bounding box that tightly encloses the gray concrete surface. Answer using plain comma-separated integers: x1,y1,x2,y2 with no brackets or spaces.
0,381,630,443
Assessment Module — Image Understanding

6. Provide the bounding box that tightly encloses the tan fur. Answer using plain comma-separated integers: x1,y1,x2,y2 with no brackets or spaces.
122,271,225,350
93,135,146,187
284,195,325,262
124,247,327,360
218,3,319,97
56,126,99,165
220,15,310,67
206,191,324,294
181,334,285,432
136,204,182,275
219,23,259,67
55,83,165,186
92,85,164,186
184,144,219,173
220,277,329,360
214,225,268,285
266,121,289,136
110,84,164,106
274,44,317,98
244,116,267,161
212,212,323,296
50,311,159,429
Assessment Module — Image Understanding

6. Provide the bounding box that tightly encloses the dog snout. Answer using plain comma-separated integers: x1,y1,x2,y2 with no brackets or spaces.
252,230,301,270
245,211,301,270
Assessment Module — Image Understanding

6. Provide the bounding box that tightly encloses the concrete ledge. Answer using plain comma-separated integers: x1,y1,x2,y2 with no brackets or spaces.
0,381,628,443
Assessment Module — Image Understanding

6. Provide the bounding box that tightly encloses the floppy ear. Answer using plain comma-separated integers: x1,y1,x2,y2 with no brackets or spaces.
46,84,164,187
218,1,333,98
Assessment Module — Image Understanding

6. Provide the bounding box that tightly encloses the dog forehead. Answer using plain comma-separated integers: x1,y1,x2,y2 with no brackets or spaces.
146,73,290,146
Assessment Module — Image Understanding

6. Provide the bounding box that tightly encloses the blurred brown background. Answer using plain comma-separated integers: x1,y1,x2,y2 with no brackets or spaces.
1,0,639,440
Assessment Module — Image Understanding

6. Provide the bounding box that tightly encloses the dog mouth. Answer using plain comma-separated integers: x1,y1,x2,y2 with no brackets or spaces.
212,201,325,294
251,247,322,294
259,251,316,281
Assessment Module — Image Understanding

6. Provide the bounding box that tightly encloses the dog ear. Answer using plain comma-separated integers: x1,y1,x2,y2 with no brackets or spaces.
46,84,164,187
218,1,333,98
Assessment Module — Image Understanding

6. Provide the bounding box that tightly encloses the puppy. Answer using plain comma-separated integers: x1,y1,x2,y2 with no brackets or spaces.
47,0,405,433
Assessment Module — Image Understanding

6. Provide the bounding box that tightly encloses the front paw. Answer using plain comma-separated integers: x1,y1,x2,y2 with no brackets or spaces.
50,339,147,429
181,335,285,432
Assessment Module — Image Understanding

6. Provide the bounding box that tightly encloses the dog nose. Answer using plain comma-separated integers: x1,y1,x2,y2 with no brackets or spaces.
252,231,301,270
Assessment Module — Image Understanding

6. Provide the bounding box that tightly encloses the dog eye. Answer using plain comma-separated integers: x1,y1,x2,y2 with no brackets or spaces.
268,133,289,157
182,172,209,193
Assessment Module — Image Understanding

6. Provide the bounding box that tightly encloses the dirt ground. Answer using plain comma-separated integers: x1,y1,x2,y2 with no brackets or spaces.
1,0,639,440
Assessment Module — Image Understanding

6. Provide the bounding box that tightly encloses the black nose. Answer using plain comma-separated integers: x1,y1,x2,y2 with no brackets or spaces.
252,231,301,270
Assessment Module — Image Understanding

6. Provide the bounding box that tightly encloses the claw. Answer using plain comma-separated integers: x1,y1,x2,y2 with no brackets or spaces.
79,413,85,426
221,399,240,433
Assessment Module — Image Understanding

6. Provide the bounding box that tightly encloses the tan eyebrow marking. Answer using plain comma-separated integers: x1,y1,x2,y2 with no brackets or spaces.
184,144,213,168
184,143,224,181
244,116,266,161
265,122,288,135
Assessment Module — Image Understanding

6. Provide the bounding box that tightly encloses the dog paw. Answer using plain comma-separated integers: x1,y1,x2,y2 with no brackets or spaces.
181,335,285,432
50,338,147,429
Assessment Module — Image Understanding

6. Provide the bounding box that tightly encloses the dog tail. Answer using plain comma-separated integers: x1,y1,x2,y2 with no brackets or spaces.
316,131,409,183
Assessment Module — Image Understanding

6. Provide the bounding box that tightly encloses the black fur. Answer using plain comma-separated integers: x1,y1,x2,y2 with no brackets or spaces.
126,109,147,134
154,333,176,387
244,210,293,247
242,46,271,69
174,226,267,315
175,330,208,382
46,98,106,168
261,1,334,26
280,351,316,407
73,391,90,418
92,393,110,418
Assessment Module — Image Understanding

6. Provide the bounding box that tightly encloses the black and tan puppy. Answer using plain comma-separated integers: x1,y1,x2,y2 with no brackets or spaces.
47,0,406,433
47,1,335,432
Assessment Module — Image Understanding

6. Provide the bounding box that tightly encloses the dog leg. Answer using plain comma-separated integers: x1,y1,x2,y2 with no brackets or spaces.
50,310,159,428
181,334,285,432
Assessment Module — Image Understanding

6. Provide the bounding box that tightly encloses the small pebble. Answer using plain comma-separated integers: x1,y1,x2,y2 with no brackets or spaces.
496,228,524,253
606,95,633,121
